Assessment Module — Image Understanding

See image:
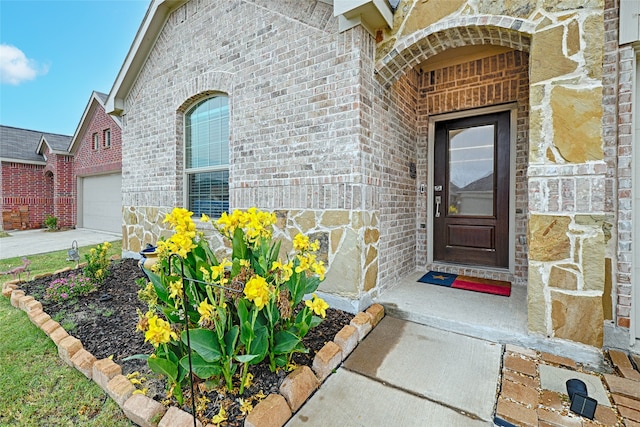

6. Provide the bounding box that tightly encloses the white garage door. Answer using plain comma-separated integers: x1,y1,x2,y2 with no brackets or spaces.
81,174,122,233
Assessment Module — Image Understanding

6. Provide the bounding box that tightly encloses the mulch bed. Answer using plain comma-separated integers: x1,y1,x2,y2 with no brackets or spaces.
19,258,354,425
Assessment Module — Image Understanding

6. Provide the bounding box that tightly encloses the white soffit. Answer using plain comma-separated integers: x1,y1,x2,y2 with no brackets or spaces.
334,0,393,35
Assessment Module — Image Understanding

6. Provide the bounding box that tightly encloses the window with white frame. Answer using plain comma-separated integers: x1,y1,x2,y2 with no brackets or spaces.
103,129,111,148
92,133,99,150
185,95,229,218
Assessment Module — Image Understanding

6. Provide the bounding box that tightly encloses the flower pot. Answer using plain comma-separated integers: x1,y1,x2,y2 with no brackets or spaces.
139,246,159,276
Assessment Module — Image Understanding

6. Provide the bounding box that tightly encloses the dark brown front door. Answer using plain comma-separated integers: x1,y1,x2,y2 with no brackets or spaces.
433,111,510,268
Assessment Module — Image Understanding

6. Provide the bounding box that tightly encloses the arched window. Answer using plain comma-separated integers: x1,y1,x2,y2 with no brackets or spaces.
185,95,229,218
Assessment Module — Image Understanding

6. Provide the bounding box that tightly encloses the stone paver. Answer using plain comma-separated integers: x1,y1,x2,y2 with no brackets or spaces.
158,406,202,427
246,394,292,427
279,365,319,412
123,394,167,427
497,349,640,427
312,341,342,381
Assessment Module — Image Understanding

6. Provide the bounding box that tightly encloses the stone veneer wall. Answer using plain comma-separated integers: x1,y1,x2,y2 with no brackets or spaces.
373,0,613,347
124,206,379,305
120,0,629,346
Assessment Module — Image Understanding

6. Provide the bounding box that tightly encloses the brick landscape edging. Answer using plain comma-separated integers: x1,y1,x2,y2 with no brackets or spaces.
2,274,385,427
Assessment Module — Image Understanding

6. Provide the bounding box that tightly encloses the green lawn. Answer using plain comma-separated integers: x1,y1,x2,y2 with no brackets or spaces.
0,239,122,288
0,297,133,426
0,239,133,426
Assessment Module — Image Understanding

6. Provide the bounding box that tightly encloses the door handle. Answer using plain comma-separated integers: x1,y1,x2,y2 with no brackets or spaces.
435,195,441,218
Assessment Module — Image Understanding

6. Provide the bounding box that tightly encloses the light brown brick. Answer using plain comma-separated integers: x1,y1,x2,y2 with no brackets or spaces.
106,374,136,407
610,349,640,381
1,283,18,297
539,390,566,411
58,335,83,366
32,272,52,280
624,419,640,427
496,398,537,427
24,299,42,314
594,404,619,426
31,311,51,327
503,353,537,377
333,324,358,359
122,394,167,427
604,374,640,399
505,345,538,358
541,352,577,369
41,319,60,336
502,369,540,389
312,341,342,381
350,312,372,340
10,289,25,307
612,393,640,411
50,326,69,344
54,267,73,275
245,394,292,427
93,358,122,391
537,407,582,427
365,303,384,326
501,379,538,407
619,406,640,423
279,365,319,412
18,295,35,311
158,406,202,427
71,348,97,379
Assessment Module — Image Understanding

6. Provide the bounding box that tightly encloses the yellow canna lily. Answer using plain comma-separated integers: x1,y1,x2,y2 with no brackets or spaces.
305,294,329,318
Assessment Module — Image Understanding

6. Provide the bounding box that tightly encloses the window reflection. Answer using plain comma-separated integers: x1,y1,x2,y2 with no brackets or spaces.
448,125,494,216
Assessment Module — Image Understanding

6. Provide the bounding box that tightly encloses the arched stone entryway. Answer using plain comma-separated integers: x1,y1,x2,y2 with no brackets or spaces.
372,10,609,348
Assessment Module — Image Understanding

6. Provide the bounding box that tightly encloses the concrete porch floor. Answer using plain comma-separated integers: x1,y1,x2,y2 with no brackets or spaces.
374,271,606,368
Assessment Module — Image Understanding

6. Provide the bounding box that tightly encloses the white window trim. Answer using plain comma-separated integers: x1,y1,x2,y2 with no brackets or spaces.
103,129,111,148
182,96,230,217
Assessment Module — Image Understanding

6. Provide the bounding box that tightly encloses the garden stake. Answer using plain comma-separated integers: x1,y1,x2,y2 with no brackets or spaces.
169,253,197,427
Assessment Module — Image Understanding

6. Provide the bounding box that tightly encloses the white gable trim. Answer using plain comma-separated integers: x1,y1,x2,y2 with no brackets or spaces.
105,0,187,116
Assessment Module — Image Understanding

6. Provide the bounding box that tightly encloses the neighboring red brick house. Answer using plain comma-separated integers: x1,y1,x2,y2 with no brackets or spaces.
0,91,122,233
1,126,70,229
67,91,122,233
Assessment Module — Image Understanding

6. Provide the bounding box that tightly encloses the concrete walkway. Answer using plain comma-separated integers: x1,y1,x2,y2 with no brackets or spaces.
0,228,121,260
288,317,502,426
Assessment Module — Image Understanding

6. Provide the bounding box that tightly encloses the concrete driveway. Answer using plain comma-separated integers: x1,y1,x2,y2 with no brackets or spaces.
0,228,121,260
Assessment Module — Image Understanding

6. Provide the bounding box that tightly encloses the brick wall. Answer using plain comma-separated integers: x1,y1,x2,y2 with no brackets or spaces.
1,161,53,229
416,50,530,285
613,0,634,329
71,101,123,227
73,107,122,178
121,0,358,212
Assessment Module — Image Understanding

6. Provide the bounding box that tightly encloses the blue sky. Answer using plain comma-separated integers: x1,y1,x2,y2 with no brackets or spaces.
0,0,150,136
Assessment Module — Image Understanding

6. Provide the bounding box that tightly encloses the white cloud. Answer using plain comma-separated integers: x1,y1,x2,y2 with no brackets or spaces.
0,44,48,85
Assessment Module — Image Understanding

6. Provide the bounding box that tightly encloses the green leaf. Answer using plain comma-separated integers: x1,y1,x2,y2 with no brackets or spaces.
304,275,321,294
122,354,149,361
180,354,221,379
224,325,239,357
232,228,247,260
240,320,255,345
181,329,222,363
148,356,178,382
268,240,281,266
249,325,268,364
309,315,323,329
235,354,260,364
146,269,169,304
273,330,301,354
